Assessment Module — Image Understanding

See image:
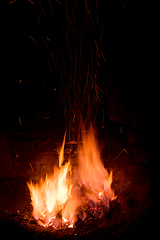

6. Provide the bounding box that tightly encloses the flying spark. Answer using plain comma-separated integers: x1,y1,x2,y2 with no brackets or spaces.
28,0,34,4
29,35,37,44
9,0,16,4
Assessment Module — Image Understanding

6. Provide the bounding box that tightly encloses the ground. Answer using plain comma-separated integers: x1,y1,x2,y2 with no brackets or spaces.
0,108,154,239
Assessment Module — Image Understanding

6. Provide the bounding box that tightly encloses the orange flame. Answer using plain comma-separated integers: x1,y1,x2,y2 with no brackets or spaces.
78,129,116,208
27,128,116,228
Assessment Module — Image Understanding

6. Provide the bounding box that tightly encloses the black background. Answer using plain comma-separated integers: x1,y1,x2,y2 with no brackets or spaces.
2,0,157,128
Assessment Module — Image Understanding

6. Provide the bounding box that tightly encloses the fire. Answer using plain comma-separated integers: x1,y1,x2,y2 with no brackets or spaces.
78,130,116,207
27,128,116,228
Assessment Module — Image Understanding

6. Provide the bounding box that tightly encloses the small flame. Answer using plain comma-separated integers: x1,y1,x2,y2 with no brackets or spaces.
59,130,66,167
27,128,116,228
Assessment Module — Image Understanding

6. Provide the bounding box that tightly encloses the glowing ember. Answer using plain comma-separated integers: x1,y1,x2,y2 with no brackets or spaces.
27,128,116,228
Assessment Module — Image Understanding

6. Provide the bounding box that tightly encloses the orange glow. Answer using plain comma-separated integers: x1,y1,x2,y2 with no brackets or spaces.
27,128,116,228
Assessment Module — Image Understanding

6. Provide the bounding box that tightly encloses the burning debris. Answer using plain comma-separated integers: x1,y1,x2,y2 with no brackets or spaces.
27,128,116,229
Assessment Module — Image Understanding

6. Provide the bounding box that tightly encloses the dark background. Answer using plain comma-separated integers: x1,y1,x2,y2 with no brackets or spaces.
2,0,157,130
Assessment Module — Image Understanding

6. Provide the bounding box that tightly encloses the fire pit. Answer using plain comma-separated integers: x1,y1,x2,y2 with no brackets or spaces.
27,128,116,229
0,123,152,239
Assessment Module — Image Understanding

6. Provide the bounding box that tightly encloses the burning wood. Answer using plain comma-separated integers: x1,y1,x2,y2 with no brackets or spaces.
27,128,116,229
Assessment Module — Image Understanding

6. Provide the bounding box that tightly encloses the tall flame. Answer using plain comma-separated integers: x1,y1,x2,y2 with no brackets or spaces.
78,129,116,208
27,128,116,228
